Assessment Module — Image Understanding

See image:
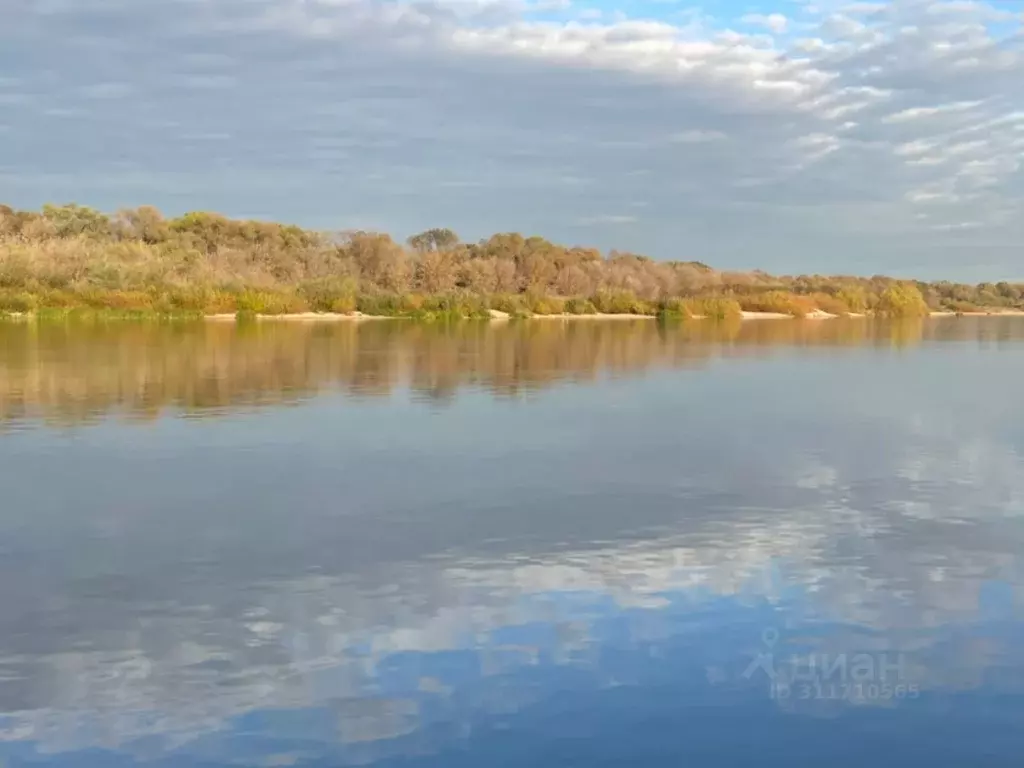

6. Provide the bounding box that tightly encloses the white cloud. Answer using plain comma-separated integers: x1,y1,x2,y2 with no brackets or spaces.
2,0,1023,277
883,100,983,123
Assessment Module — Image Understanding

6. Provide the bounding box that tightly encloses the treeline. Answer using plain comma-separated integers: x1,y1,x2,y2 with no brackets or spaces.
1,203,1021,318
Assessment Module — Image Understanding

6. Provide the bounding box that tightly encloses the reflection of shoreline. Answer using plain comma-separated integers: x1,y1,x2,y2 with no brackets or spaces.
2,317,1024,427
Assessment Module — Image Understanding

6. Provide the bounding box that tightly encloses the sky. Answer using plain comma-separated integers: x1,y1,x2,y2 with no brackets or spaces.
1,0,1023,278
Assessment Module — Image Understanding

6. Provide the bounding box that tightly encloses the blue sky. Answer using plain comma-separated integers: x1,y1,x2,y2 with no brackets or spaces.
2,0,1023,278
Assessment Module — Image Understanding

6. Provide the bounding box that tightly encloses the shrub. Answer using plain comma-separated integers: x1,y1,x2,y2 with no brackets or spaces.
0,291,37,313
0,250,32,288
738,290,815,317
526,294,565,315
591,290,639,314
166,286,237,314
565,297,597,315
448,293,491,319
876,283,930,318
490,294,529,317
682,297,742,321
35,289,76,309
416,294,467,320
330,295,357,314
356,292,418,316
943,299,983,313
837,285,869,313
299,277,359,313
235,290,308,315
810,292,851,316
656,297,694,319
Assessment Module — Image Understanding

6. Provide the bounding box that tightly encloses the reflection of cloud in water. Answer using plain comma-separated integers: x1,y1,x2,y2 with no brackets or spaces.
2,320,1024,761
3,475,1023,757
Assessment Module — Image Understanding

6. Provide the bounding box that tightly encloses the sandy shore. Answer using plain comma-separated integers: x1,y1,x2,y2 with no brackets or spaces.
930,310,1024,317
740,310,840,320
5,308,1024,322
206,311,395,322
491,310,657,320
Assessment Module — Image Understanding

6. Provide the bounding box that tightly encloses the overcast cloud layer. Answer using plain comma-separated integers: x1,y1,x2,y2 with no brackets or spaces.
1,0,1022,277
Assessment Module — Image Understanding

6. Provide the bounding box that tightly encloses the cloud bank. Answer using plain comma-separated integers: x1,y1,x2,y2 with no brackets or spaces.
1,0,1022,277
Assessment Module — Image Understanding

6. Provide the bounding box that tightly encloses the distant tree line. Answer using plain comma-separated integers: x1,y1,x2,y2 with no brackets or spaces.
0,203,1020,318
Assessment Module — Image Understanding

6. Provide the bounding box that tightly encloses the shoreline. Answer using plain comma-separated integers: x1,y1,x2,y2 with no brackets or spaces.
4,309,1024,323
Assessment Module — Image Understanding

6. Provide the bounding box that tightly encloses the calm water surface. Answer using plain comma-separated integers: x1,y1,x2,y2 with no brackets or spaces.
1,317,1023,766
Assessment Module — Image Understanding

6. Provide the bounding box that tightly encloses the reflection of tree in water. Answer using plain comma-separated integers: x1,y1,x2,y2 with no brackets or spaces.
1,316,1023,425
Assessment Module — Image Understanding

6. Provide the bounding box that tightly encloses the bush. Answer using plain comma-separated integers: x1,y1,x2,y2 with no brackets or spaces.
0,291,37,313
35,289,76,309
490,294,529,317
943,299,983,313
356,292,417,316
235,290,308,315
565,297,597,315
876,283,930,318
330,295,357,314
681,297,742,321
837,285,869,313
74,287,156,311
299,277,359,313
0,250,32,288
416,293,490,320
166,286,237,314
810,293,851,316
656,297,694,319
526,294,565,315
452,293,492,319
591,290,640,314
738,290,815,317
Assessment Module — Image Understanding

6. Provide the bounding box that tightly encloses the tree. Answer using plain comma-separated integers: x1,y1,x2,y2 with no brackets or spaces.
837,285,869,313
493,259,519,293
876,282,930,318
407,228,459,253
41,203,112,238
114,206,169,244
343,232,411,292
415,250,458,294
556,264,591,297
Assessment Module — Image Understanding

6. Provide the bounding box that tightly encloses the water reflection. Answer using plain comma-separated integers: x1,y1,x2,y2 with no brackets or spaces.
0,318,1023,765
2,316,1024,427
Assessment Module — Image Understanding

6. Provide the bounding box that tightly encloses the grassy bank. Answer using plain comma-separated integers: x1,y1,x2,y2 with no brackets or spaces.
0,289,744,322
2,203,1021,320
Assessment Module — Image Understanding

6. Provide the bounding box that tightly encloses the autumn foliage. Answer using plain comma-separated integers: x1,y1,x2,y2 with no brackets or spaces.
0,204,1020,317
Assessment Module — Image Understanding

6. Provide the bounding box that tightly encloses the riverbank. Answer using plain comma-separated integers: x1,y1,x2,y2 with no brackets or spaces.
6,307,1024,323
4,205,1024,323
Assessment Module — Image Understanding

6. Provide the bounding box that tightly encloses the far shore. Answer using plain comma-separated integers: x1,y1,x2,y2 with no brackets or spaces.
5,205,1023,325
5,308,1024,323
230,309,1024,321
